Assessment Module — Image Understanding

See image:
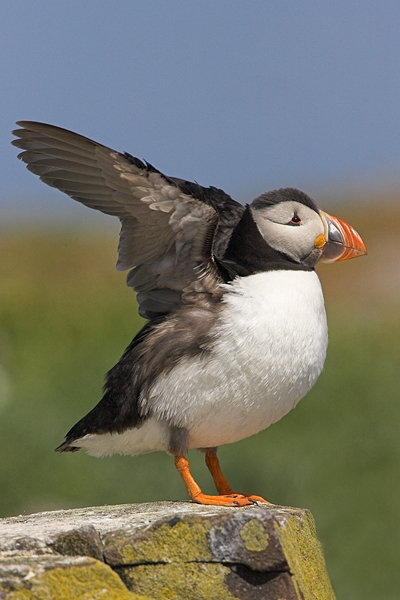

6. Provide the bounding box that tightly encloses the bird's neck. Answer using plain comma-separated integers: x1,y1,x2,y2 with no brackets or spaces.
220,206,313,279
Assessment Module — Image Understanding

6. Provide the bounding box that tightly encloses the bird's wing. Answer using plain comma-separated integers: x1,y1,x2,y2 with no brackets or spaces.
12,121,243,318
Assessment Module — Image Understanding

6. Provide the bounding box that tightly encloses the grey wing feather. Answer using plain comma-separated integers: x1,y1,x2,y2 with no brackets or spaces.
12,121,242,318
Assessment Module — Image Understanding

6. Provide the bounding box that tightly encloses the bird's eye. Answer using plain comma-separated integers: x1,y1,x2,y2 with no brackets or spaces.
287,212,302,226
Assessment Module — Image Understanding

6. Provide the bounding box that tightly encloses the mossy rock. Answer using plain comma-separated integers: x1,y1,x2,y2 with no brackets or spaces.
0,555,150,599
0,501,335,599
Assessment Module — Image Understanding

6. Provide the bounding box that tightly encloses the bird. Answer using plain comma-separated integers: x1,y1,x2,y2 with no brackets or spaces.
12,121,366,507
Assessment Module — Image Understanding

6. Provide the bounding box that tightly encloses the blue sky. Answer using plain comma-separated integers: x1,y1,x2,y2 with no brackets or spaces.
1,1,399,222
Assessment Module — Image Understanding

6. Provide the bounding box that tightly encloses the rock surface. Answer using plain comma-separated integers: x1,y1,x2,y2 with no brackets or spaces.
0,501,335,599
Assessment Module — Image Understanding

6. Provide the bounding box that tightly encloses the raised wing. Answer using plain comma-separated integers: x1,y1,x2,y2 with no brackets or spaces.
12,121,243,318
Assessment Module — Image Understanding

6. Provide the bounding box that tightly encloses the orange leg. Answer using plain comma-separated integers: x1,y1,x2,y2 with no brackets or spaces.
205,450,269,504
204,450,234,494
174,454,269,507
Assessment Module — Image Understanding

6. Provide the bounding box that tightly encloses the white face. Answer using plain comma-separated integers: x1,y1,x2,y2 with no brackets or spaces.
250,201,324,264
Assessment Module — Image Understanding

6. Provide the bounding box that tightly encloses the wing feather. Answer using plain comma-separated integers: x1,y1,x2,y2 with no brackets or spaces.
12,121,243,318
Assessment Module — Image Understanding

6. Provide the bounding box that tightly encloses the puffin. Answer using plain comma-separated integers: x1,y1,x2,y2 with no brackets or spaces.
12,121,366,507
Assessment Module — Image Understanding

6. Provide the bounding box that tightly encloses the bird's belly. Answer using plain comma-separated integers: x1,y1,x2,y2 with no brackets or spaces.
147,270,328,449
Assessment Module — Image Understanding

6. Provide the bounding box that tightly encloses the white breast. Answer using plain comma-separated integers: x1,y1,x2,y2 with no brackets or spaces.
147,269,328,450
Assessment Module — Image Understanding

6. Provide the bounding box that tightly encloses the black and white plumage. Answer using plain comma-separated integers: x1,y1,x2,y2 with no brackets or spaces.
12,122,366,506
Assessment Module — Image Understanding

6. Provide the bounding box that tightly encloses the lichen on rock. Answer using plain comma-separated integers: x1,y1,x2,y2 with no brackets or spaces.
0,556,150,600
0,501,336,600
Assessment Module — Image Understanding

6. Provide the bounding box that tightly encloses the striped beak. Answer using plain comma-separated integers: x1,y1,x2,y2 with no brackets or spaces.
317,211,367,263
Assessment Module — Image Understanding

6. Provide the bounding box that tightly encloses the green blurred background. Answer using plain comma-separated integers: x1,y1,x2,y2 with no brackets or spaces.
1,3,400,598
0,197,398,599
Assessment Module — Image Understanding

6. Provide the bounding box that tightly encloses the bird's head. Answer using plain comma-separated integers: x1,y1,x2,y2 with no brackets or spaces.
249,188,366,269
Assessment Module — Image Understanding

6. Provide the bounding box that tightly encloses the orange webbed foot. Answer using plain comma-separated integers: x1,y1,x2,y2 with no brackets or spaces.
191,492,263,507
174,454,270,508
235,493,270,504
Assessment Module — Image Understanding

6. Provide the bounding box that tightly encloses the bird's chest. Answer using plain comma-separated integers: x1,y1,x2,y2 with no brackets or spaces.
215,270,328,406
148,270,328,447
196,270,327,445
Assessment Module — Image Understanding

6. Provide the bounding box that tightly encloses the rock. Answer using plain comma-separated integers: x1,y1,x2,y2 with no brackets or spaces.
0,555,147,599
0,501,335,599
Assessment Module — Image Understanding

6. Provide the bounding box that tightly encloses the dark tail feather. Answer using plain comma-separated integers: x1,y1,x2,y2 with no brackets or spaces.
54,441,80,453
53,322,159,453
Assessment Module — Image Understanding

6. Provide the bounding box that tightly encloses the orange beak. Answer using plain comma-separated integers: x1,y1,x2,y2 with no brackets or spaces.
318,211,367,263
